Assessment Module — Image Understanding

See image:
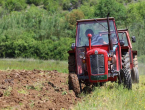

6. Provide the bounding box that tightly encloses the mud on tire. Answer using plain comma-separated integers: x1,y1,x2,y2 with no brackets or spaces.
132,55,139,83
68,73,81,95
121,52,132,89
68,54,76,73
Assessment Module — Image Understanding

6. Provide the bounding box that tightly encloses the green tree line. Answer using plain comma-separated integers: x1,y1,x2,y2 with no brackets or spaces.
0,0,144,60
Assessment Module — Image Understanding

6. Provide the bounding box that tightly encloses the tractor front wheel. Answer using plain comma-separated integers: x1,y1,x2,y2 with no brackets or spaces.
121,52,132,89
121,68,132,89
68,73,81,95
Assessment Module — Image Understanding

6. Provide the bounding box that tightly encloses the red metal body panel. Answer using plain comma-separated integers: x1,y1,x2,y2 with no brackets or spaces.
68,49,75,54
132,51,137,55
108,76,117,81
86,45,109,52
86,48,108,83
117,30,134,70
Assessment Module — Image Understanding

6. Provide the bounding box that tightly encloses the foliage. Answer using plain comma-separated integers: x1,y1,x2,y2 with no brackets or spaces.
126,1,145,26
0,0,144,60
26,0,44,6
65,9,84,29
0,37,74,60
126,1,145,56
43,0,60,13
2,0,27,12
62,0,71,10
116,0,133,4
94,0,127,25
79,4,95,19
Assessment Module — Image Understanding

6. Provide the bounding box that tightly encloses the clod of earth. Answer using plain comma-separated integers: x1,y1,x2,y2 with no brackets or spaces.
0,70,81,110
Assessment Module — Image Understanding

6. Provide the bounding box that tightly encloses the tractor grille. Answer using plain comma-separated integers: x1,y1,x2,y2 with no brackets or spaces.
90,54,105,74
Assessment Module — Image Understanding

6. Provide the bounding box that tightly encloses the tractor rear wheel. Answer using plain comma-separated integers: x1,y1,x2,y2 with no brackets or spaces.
68,73,81,95
121,52,132,89
132,55,139,83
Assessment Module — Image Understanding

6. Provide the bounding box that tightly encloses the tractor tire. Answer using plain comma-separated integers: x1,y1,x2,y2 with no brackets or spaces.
121,68,132,89
122,53,130,70
68,54,76,73
132,55,139,83
121,52,132,89
133,55,138,68
68,73,81,95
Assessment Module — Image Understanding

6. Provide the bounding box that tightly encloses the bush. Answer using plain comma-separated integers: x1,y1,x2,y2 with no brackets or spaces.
26,0,44,6
65,9,84,29
79,5,95,19
0,37,74,60
62,0,71,10
94,0,126,25
43,0,59,13
2,0,27,12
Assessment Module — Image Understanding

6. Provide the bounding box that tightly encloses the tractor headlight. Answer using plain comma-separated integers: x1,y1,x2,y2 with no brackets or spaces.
95,50,98,54
79,52,85,59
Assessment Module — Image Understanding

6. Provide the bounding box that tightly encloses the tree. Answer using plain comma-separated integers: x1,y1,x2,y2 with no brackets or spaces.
65,9,84,30
126,1,145,56
79,4,95,19
94,0,126,26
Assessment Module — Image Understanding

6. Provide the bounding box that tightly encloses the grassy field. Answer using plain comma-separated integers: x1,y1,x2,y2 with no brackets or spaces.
74,76,145,110
0,58,68,73
74,63,145,110
0,58,144,110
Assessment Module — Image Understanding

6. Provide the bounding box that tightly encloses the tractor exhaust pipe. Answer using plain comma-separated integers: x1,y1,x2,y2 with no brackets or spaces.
107,13,113,52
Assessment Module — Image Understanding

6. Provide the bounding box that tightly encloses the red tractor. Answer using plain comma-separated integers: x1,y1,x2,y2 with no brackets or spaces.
68,16,138,95
117,29,139,83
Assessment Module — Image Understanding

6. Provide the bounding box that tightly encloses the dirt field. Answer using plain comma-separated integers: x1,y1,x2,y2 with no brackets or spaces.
0,70,81,110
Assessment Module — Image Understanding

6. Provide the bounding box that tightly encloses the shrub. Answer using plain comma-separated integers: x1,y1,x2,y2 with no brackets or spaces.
79,5,95,19
2,0,27,12
62,0,71,10
43,0,59,13
26,0,44,6
94,0,126,25
65,9,84,29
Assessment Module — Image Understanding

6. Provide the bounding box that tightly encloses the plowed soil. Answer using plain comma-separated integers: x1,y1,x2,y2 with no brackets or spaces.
0,70,81,110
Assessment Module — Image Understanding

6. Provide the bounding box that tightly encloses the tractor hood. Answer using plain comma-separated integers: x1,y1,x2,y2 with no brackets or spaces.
86,48,108,83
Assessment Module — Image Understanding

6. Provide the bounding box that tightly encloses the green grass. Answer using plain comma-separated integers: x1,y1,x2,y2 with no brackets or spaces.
18,89,28,95
0,58,68,73
74,63,145,110
75,76,145,110
3,86,12,97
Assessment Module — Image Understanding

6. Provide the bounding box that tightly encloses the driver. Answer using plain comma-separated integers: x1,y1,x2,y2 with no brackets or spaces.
91,34,107,45
85,29,106,45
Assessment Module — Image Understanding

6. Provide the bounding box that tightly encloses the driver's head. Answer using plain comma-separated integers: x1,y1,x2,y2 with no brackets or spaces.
85,29,94,37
